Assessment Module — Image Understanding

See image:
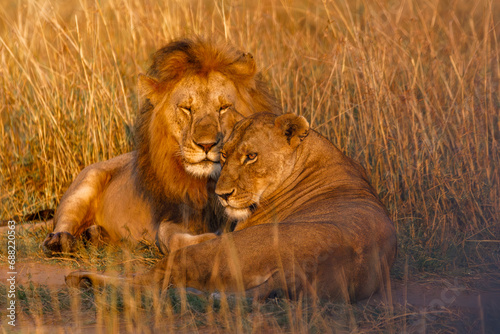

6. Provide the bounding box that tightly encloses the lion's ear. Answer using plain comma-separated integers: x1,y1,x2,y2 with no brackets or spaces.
230,52,257,79
138,74,161,105
221,110,245,142
275,113,310,148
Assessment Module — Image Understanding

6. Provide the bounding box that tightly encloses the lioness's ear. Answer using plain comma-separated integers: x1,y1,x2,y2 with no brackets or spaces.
275,113,310,148
221,110,245,142
138,74,161,105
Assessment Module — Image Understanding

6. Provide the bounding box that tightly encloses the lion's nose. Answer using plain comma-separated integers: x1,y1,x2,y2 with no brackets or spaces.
216,189,234,201
195,141,218,153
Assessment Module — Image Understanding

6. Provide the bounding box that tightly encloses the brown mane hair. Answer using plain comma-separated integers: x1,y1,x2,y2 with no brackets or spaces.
133,37,279,224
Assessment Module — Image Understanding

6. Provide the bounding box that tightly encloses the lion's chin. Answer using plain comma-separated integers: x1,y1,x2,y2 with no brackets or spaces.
225,206,252,221
184,161,221,178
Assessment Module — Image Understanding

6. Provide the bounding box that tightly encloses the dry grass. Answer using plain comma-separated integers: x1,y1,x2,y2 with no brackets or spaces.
0,0,499,332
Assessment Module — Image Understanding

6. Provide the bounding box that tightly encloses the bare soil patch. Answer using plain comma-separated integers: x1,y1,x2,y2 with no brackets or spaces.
0,262,74,288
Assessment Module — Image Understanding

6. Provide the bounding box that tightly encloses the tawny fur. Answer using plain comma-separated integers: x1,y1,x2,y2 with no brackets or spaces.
66,113,397,301
135,38,279,219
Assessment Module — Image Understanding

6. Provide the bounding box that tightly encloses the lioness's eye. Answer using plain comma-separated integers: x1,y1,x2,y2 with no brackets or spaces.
246,153,257,161
220,152,226,166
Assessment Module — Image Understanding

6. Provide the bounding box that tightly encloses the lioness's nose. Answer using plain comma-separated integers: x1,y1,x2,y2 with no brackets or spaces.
195,141,218,153
216,189,234,201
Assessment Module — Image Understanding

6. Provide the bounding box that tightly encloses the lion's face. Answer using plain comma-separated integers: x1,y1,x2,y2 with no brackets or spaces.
166,72,243,178
143,71,250,179
216,113,310,220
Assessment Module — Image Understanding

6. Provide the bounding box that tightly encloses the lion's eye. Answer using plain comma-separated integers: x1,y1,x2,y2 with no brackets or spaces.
179,106,192,114
245,153,257,163
219,104,232,113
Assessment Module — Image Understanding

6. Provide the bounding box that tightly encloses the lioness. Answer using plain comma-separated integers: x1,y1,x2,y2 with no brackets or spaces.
42,38,279,255
67,113,397,301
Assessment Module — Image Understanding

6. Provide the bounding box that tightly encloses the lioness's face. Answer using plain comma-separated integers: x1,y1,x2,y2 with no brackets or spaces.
216,113,310,220
163,72,250,178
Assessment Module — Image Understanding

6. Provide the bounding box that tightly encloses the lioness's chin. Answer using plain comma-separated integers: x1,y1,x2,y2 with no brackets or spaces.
184,161,221,178
225,207,252,221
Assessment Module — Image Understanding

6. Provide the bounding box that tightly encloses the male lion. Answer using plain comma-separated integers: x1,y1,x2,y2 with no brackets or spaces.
67,113,397,301
42,38,279,255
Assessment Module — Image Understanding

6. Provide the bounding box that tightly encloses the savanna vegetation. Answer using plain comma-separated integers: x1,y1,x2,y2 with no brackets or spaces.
1,0,499,332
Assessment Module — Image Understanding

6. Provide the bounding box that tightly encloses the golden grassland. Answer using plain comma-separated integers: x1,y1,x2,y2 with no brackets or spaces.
0,0,499,332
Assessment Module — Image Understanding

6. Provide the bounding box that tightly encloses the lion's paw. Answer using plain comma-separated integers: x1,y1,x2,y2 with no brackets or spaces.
42,231,76,256
82,225,110,246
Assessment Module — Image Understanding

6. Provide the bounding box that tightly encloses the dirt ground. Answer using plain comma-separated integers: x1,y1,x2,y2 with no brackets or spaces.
0,262,74,288
1,222,499,332
1,261,499,332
